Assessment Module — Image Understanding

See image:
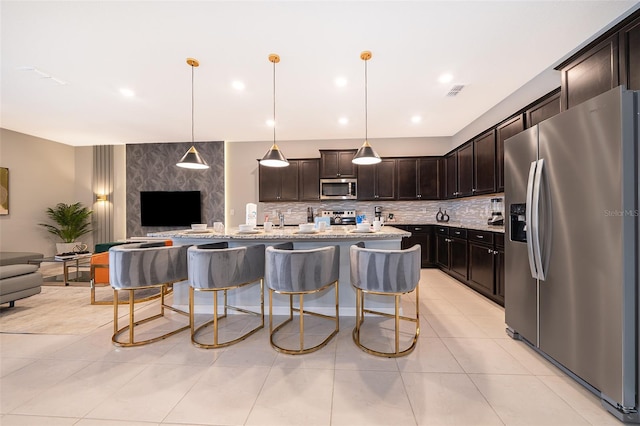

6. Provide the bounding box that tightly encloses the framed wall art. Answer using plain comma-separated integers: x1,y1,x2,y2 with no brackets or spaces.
0,167,8,215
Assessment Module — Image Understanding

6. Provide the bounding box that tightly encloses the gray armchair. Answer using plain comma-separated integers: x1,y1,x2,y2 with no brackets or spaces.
265,244,340,355
109,243,190,346
187,243,265,348
349,243,421,357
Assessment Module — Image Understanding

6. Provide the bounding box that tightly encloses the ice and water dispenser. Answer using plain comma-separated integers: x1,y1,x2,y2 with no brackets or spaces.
510,203,527,242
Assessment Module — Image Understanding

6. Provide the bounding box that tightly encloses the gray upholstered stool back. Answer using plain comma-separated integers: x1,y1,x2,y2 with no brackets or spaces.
265,245,340,293
109,243,189,289
188,244,265,290
350,244,421,293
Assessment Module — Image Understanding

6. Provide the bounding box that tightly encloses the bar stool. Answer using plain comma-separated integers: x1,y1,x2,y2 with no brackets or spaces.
90,240,173,305
109,242,190,347
265,243,340,355
349,243,421,357
187,243,265,348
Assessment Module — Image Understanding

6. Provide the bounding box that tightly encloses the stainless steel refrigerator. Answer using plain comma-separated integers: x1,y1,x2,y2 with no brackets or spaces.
504,86,639,423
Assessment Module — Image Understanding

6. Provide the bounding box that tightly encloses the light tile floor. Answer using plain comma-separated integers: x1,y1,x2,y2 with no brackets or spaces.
0,269,622,425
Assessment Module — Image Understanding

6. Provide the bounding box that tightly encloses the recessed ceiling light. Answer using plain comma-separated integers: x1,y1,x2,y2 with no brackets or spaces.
338,117,349,125
119,88,135,97
266,119,275,127
335,77,348,87
411,115,422,123
438,73,454,84
232,80,245,91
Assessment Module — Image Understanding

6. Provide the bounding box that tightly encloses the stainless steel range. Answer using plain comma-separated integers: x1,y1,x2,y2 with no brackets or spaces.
321,210,356,225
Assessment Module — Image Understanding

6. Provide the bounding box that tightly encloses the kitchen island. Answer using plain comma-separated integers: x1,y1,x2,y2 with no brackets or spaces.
148,225,411,315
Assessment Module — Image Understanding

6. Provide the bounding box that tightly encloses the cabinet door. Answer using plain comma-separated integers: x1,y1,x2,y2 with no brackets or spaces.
278,161,299,201
445,152,457,199
457,143,474,197
468,242,495,295
375,159,396,200
402,225,434,268
299,159,319,201
396,158,419,200
560,34,619,111
337,151,357,177
473,130,496,195
436,233,450,269
258,163,281,201
356,164,376,200
418,157,440,200
525,91,560,128
620,13,640,90
449,237,468,281
496,115,525,192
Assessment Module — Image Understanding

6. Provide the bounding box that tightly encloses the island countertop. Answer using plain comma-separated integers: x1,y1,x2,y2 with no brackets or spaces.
147,225,410,241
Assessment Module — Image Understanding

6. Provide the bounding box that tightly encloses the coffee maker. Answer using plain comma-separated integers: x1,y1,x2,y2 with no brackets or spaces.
488,197,504,226
374,206,383,221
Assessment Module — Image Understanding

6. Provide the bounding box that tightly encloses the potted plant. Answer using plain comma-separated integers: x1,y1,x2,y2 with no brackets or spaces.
39,202,93,254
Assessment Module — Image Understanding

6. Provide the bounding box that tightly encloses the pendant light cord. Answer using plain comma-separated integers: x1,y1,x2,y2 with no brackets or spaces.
273,59,276,144
191,64,195,144
364,56,368,141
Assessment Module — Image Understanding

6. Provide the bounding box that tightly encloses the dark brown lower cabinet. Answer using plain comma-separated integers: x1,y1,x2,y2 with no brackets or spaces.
399,225,435,268
434,226,468,282
466,230,504,305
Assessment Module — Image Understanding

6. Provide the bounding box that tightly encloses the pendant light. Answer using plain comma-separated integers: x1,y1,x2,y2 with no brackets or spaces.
177,58,209,170
352,51,381,165
260,53,289,168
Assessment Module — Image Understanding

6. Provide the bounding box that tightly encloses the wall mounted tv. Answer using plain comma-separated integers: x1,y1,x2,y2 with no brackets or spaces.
140,191,202,227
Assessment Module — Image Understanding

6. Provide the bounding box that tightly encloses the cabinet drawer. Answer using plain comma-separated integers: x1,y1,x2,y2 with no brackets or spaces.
407,225,430,233
494,233,505,248
450,228,467,239
435,226,449,235
468,230,493,245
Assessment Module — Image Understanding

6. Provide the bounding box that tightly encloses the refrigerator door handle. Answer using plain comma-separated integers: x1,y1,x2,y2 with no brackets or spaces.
525,160,539,279
532,158,546,280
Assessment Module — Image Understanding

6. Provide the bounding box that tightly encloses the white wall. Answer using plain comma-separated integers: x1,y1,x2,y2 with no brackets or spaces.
0,129,92,256
225,136,451,227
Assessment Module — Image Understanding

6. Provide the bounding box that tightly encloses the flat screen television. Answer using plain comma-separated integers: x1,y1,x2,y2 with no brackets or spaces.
140,191,202,226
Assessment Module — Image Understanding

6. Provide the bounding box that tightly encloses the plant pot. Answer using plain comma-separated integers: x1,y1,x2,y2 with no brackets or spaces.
56,242,86,255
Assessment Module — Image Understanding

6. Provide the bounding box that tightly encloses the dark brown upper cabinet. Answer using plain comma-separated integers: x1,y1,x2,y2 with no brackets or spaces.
258,160,299,202
558,34,619,111
472,129,496,195
525,90,560,128
319,149,357,178
444,151,457,198
396,157,441,200
298,159,320,201
620,12,640,90
496,115,525,192
357,159,396,200
457,143,474,197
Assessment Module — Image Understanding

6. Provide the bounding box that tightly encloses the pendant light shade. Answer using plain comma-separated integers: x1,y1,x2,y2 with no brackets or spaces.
353,51,381,165
177,58,209,170
177,146,209,169
260,53,289,168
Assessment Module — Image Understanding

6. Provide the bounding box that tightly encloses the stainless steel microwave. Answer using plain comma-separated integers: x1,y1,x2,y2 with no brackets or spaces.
320,178,357,200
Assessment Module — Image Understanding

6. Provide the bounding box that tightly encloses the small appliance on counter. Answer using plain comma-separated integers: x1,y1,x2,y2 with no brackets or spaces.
374,206,383,221
487,197,504,226
246,203,257,228
321,210,356,225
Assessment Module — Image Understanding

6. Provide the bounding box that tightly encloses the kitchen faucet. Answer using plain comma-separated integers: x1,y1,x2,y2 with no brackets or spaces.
278,211,285,229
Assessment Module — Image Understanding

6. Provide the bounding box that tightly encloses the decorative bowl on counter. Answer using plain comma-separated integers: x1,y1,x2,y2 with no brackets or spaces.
298,223,315,233
238,224,254,232
191,223,207,231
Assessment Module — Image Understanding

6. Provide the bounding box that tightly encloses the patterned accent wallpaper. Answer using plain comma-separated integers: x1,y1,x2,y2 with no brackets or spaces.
261,193,504,228
126,142,224,237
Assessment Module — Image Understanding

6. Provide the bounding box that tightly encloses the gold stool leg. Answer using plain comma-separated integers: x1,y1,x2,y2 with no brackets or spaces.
299,294,304,351
128,289,135,344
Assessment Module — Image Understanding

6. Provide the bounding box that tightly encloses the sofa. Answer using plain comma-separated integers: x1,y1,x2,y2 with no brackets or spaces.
0,252,44,307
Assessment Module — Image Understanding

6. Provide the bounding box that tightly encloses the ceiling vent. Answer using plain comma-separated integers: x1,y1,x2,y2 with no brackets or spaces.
446,84,465,97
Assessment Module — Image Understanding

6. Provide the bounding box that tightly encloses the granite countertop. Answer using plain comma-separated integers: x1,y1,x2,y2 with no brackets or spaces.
148,225,411,240
390,220,505,233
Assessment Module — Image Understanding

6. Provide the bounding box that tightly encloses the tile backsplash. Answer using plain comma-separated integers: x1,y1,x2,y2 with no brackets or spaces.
260,193,504,227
